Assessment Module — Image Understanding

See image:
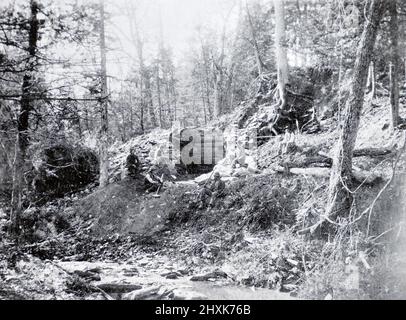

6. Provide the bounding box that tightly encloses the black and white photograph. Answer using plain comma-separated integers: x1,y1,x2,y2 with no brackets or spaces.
1,0,406,304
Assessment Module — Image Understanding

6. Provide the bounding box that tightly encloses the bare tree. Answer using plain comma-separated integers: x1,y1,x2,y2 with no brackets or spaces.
245,0,265,75
98,0,109,188
321,0,386,230
9,0,39,237
156,9,164,128
198,29,213,121
211,4,235,118
273,0,288,109
389,0,400,129
128,2,156,130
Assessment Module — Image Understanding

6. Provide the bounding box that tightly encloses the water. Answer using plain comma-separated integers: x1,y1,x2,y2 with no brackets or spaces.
58,260,293,300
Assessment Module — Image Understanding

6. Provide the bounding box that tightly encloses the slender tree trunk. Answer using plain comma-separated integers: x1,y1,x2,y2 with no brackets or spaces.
274,0,288,108
401,1,406,92
156,65,163,128
389,0,400,129
169,70,177,123
164,80,171,123
157,9,164,128
198,35,213,120
140,102,144,133
323,0,385,226
213,21,227,118
10,0,39,237
129,93,134,136
246,1,264,75
203,60,212,120
212,57,224,118
128,4,148,132
201,94,208,125
225,66,235,113
213,66,222,118
295,0,302,67
98,0,109,188
120,106,126,142
144,69,156,128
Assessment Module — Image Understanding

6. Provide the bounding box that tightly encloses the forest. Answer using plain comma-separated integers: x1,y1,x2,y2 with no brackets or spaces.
1,0,406,301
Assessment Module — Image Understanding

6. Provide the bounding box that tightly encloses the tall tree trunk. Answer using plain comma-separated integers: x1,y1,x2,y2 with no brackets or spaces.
120,106,126,142
323,0,385,227
198,33,213,121
203,58,212,120
213,21,228,118
246,1,264,75
201,94,208,125
225,65,235,113
274,0,288,109
140,101,144,133
128,4,148,132
157,9,164,128
213,66,222,118
98,0,109,188
401,1,406,92
144,68,156,128
389,0,400,129
10,0,39,237
164,80,171,123
155,65,163,128
212,56,224,118
169,70,177,123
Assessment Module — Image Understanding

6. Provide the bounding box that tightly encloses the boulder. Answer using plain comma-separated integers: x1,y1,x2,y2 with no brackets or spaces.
161,271,182,279
97,283,142,293
190,269,228,282
32,143,99,199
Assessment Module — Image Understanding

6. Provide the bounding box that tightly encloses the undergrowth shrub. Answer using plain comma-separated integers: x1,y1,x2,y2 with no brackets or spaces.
225,228,309,290
31,143,99,199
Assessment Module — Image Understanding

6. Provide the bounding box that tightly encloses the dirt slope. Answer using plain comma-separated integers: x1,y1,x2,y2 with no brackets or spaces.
75,178,195,236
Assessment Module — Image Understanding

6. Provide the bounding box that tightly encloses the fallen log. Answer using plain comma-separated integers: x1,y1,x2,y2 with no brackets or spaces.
276,166,385,184
284,157,332,169
318,147,394,160
280,148,392,170
353,147,393,157
289,167,330,177
298,133,406,235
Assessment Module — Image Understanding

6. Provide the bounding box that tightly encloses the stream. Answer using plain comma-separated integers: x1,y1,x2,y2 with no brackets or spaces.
58,255,293,300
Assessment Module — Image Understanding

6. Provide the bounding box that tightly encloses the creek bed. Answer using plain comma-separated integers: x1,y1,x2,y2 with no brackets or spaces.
58,260,293,300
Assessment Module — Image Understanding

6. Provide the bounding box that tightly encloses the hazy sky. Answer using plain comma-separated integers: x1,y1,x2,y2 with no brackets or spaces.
105,0,241,84
0,0,239,56
0,0,243,93
108,0,239,59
